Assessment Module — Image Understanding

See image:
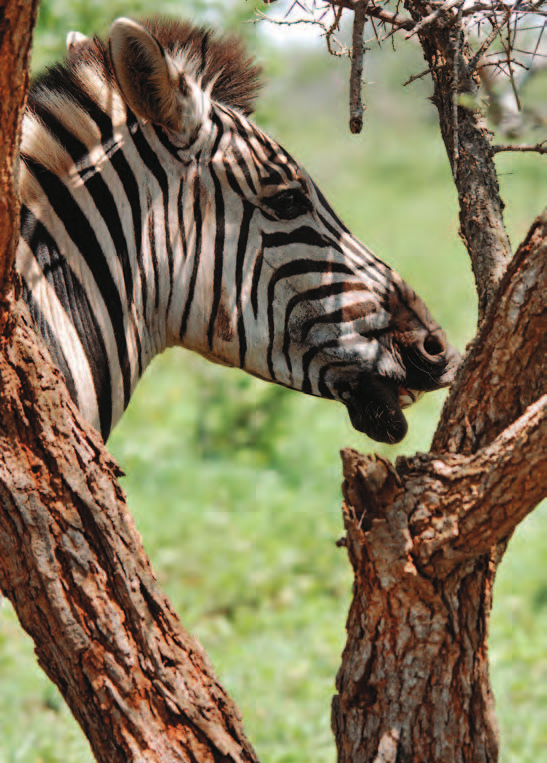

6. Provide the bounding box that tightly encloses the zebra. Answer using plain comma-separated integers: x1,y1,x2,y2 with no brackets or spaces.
17,16,460,446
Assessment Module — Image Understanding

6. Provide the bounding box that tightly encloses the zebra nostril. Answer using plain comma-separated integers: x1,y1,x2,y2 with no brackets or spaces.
422,333,446,358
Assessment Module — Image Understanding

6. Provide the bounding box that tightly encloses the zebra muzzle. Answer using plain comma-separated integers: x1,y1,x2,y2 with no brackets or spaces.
343,377,409,445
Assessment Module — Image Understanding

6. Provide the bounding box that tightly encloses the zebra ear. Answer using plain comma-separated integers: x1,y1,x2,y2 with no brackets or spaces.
66,31,89,52
109,18,202,135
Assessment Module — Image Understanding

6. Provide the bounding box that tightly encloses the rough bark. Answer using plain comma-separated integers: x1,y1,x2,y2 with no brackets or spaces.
0,0,39,302
433,212,547,454
0,4,257,761
330,3,547,761
0,307,260,763
332,219,546,762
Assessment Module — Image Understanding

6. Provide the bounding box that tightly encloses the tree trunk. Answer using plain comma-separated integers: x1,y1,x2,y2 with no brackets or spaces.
0,3,257,761
0,0,39,301
0,305,259,763
332,214,546,763
330,2,547,761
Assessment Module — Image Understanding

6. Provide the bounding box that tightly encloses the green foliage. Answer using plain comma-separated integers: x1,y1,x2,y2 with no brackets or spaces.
2,7,545,763
189,361,294,465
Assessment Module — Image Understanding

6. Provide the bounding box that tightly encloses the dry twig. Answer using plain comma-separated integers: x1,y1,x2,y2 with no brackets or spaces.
492,140,547,153
326,4,344,56
349,0,368,133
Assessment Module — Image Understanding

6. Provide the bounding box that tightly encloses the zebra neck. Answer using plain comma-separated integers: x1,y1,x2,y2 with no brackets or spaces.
17,122,190,440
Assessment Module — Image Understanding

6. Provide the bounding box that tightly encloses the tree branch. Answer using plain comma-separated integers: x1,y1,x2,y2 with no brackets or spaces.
403,0,512,321
349,0,368,133
328,0,415,32
492,141,547,154
401,395,547,576
433,209,547,454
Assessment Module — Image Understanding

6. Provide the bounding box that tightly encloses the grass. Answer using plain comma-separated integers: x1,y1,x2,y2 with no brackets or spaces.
491,507,547,761
1,14,546,763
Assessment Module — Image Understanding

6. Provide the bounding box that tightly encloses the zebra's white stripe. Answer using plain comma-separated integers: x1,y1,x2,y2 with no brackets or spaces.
17,240,101,430
22,195,126,427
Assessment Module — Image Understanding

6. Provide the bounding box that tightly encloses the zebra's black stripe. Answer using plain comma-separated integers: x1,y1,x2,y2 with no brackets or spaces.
179,174,204,339
80,167,134,308
107,143,144,377
23,160,129,414
207,163,226,350
131,125,175,297
22,210,114,438
235,203,254,368
145,190,161,312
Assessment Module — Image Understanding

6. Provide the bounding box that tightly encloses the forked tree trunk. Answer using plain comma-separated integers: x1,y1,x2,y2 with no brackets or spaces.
333,215,547,762
330,3,546,760
0,2,546,763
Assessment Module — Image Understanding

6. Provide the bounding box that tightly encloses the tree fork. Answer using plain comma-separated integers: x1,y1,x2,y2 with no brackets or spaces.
333,449,501,763
332,216,547,761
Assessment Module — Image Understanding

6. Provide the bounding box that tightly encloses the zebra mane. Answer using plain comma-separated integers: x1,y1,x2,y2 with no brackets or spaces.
21,18,261,195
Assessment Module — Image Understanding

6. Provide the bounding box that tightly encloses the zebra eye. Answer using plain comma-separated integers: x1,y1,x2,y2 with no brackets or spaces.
264,189,312,220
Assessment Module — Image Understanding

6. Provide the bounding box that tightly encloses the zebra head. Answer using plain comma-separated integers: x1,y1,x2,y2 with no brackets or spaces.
19,18,459,443
107,18,460,444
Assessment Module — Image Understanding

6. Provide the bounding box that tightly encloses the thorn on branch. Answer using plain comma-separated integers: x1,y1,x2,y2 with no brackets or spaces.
403,67,433,86
349,0,368,134
329,0,415,33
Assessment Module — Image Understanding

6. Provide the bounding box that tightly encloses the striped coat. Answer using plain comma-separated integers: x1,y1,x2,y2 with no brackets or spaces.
17,17,459,444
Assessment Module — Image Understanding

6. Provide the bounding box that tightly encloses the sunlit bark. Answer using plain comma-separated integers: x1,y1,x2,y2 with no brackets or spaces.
0,3,256,761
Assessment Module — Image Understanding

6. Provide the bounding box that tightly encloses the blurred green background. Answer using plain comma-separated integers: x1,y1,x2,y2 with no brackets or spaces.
1,1,546,761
